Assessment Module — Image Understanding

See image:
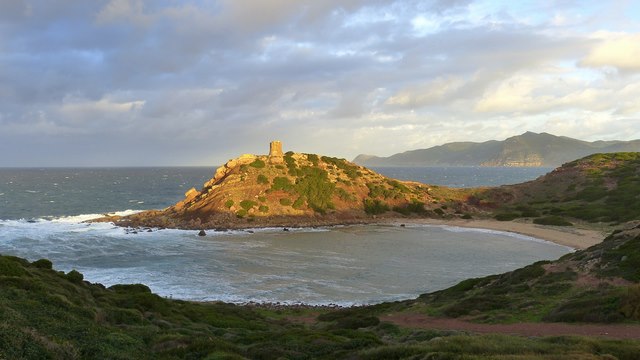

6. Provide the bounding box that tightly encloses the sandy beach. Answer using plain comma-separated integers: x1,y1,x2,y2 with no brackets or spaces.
397,218,606,250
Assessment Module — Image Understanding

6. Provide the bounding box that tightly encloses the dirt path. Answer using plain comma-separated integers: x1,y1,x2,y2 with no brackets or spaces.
382,313,640,340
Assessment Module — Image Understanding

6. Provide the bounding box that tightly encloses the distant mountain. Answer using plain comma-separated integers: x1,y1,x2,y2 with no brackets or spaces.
353,132,640,167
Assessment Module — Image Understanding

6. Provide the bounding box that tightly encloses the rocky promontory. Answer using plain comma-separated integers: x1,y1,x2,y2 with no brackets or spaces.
96,141,474,230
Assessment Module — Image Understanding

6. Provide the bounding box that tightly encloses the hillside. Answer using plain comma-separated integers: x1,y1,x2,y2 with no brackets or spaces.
1,228,639,358
477,152,640,225
376,222,640,326
354,132,640,167
104,141,470,230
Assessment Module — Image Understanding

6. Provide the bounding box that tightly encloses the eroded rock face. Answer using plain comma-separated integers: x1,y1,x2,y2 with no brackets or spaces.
204,154,257,188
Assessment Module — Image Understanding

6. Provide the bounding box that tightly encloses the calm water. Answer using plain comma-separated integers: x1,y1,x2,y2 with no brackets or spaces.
0,166,569,305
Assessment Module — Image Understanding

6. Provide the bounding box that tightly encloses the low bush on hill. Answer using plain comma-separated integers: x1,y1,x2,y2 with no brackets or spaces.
533,216,573,226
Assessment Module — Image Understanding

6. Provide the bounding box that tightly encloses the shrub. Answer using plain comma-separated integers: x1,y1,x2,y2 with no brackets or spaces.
279,198,292,206
31,258,53,269
249,159,265,168
0,257,28,276
271,177,294,192
258,205,269,213
620,285,640,320
494,212,519,221
294,167,335,213
292,196,306,209
236,210,247,218
257,174,269,184
258,196,266,202
224,199,234,209
66,269,84,283
364,199,389,215
306,154,319,166
240,200,257,211
533,216,573,226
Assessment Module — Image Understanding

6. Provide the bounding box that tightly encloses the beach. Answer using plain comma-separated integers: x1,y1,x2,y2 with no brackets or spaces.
400,218,606,250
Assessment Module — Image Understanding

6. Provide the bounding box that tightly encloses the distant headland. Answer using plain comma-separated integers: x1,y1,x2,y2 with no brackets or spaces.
353,132,640,167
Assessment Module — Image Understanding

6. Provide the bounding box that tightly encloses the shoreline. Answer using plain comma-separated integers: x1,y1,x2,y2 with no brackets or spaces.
104,213,608,250
392,218,606,250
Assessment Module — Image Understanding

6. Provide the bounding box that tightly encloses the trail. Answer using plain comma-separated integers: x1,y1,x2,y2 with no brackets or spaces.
382,313,640,340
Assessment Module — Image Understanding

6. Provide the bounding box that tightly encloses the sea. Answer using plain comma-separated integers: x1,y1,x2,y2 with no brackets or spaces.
0,166,567,306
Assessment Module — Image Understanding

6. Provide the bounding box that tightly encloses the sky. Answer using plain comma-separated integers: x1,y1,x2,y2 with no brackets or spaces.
1,0,640,166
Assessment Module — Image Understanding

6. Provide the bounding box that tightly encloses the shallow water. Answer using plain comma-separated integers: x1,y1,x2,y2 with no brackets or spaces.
0,217,571,305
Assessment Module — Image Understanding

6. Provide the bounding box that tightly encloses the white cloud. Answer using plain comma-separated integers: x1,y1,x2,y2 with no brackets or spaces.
580,32,640,72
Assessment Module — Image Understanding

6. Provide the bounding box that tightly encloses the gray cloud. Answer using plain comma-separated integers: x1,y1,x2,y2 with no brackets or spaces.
1,0,639,166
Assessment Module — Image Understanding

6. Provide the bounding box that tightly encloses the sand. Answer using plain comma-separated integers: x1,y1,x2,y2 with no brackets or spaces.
394,218,606,250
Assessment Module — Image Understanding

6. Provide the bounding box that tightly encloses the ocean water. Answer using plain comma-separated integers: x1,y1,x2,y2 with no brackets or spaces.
0,166,570,305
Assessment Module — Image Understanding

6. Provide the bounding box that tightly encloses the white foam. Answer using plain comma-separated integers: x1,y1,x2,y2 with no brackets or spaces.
47,209,143,223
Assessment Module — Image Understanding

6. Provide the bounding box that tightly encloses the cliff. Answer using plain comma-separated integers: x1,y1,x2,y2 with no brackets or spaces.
354,132,640,167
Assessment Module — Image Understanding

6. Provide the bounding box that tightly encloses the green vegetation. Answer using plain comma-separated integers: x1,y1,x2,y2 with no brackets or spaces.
494,152,640,224
249,158,266,168
239,200,257,211
257,174,269,184
2,227,640,359
364,198,390,215
258,205,269,213
224,199,234,209
533,216,573,226
279,198,292,206
321,156,360,179
271,177,294,192
494,212,520,221
393,200,427,215
294,167,335,213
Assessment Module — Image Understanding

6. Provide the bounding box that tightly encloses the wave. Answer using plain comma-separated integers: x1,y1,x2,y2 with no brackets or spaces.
46,210,143,223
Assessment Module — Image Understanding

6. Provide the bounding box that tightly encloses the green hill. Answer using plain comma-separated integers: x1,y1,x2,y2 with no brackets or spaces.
476,152,640,225
354,132,640,167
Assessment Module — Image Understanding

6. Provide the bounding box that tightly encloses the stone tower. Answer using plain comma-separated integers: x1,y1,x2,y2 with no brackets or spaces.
268,140,284,164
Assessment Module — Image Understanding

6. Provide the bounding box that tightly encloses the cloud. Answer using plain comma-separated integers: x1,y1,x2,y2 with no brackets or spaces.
1,1,639,166
580,32,640,72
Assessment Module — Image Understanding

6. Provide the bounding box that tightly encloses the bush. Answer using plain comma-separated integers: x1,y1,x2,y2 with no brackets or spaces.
249,159,265,168
0,257,28,276
66,269,84,284
364,199,389,215
31,258,53,270
236,210,247,218
292,196,306,209
240,200,257,211
279,198,292,206
257,174,269,184
533,216,573,226
258,205,269,213
271,177,294,192
224,199,234,209
494,212,519,221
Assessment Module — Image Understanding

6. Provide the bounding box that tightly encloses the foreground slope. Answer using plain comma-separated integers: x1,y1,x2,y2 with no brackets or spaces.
2,227,640,359
354,132,640,167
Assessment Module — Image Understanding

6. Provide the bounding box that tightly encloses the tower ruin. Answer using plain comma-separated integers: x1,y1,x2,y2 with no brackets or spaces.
268,140,284,164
